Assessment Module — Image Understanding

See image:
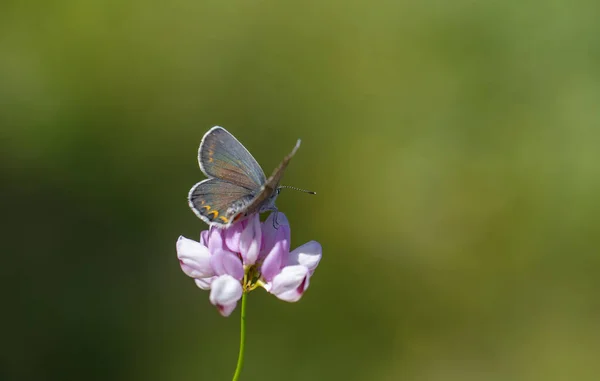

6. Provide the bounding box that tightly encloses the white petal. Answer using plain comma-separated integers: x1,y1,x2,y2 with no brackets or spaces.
274,274,310,302
194,277,215,290
176,236,214,278
269,265,309,302
209,275,243,313
217,303,238,317
288,241,322,272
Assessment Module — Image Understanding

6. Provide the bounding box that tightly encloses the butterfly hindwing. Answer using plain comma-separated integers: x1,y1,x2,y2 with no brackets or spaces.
199,126,266,190
188,178,256,227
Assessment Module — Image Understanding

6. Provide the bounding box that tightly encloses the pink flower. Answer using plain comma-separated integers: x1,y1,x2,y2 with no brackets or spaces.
176,213,322,316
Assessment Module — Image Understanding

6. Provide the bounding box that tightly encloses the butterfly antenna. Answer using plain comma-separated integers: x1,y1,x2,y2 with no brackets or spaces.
278,185,316,195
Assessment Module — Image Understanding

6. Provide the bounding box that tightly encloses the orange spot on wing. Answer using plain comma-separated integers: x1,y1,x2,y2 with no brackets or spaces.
208,210,219,218
201,205,211,211
219,216,229,223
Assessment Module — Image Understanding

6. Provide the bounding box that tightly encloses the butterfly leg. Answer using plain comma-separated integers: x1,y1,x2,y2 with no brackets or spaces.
269,208,280,229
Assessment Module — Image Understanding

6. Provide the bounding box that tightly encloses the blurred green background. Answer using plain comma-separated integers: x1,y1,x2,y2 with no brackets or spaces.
2,1,600,380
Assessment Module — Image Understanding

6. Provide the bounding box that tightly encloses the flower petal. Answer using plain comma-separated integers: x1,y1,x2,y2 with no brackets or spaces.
209,275,242,317
194,277,215,290
261,213,290,259
210,249,244,280
217,303,238,317
288,241,322,274
239,214,261,265
200,230,209,246
274,276,310,302
269,265,310,302
206,227,224,252
224,221,244,253
260,239,285,282
176,236,214,278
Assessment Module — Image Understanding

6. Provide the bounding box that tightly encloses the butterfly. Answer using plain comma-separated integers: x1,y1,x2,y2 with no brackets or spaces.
188,126,314,228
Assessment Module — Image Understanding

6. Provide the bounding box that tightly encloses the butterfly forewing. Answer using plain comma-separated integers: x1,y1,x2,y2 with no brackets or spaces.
199,127,266,190
244,139,301,213
188,178,255,227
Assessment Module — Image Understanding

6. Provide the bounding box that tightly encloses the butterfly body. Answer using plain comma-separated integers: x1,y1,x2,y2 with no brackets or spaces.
188,126,301,228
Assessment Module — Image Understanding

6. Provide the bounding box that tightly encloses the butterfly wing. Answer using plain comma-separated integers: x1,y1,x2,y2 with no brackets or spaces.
244,139,302,214
188,178,256,227
199,126,266,190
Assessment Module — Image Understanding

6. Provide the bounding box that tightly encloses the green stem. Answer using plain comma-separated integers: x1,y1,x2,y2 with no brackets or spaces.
232,291,247,381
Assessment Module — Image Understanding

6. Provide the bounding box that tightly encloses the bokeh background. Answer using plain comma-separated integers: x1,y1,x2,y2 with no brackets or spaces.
2,1,600,380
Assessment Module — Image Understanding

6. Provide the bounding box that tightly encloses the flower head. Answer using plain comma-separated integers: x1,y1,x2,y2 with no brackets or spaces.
177,213,322,316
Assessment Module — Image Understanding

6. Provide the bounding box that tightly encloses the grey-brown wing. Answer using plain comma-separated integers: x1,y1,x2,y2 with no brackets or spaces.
244,139,301,213
188,178,256,227
199,126,266,190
